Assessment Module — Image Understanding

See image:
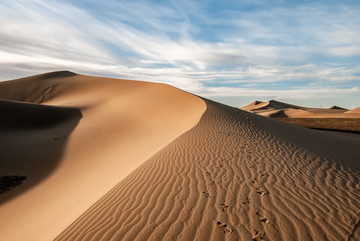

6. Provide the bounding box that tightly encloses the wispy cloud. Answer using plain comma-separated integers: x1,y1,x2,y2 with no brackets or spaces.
0,0,359,108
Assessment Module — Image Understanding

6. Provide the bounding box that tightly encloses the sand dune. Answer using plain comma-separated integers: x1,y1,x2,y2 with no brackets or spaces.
56,99,360,241
0,71,205,241
1,72,360,241
240,100,357,118
240,100,360,133
329,105,348,110
241,100,304,113
347,107,360,114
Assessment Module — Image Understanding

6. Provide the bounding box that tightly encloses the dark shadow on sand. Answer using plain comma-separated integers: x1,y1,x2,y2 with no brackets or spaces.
0,99,82,205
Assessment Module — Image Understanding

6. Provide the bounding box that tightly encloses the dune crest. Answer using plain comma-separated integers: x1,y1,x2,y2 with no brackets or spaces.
329,105,348,110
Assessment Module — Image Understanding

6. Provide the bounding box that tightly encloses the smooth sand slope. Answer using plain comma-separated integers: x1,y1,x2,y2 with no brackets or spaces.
347,107,360,114
0,71,205,241
56,99,360,240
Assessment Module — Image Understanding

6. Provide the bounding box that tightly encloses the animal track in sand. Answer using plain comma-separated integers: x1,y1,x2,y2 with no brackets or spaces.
253,230,266,241
220,203,229,212
216,221,233,234
256,211,270,224
255,187,269,195
251,172,268,184
250,177,258,184
202,191,214,198
242,197,250,204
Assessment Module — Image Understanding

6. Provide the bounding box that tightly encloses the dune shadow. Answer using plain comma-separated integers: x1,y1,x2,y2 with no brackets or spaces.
0,99,82,205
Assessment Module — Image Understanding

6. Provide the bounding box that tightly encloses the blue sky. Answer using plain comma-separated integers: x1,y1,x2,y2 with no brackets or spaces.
1,0,359,108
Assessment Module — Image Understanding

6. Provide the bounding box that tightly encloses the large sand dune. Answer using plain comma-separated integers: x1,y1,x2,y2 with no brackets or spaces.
55,99,360,241
1,72,360,241
0,71,205,241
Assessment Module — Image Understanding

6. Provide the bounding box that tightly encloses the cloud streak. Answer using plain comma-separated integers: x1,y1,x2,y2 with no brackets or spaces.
0,0,359,108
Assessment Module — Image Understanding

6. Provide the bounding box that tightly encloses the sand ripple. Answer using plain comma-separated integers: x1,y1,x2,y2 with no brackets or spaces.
56,99,360,241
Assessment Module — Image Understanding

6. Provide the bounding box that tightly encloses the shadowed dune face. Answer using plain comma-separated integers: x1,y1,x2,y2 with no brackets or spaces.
0,99,81,129
0,100,82,205
56,99,360,241
329,105,348,110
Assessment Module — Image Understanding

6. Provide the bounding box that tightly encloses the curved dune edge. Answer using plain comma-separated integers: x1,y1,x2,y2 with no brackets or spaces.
56,99,360,241
0,72,206,241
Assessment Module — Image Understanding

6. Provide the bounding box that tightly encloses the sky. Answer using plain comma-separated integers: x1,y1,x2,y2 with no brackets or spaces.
1,0,359,108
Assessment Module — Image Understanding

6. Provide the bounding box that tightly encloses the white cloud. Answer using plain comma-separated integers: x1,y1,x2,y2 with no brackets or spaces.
199,86,360,102
328,46,360,57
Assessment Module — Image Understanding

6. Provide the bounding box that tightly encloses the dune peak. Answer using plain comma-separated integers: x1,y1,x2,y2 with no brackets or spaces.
329,105,348,110
38,70,77,80
254,100,264,105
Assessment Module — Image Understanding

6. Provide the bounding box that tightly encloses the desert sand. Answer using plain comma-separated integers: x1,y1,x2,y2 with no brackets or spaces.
1,71,360,241
241,100,360,119
241,100,360,132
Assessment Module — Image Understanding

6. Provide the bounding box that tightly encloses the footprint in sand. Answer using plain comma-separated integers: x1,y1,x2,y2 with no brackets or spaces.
256,211,270,224
242,197,250,204
253,230,266,241
259,171,268,179
251,177,258,184
216,221,232,234
220,203,229,212
202,191,214,198
255,187,269,195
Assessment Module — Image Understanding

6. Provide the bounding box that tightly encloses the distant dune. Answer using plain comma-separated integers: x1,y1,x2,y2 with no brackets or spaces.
347,106,360,114
240,100,360,132
241,100,304,113
329,105,348,110
1,72,360,241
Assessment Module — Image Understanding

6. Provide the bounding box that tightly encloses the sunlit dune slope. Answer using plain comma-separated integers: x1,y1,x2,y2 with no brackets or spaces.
347,107,360,114
57,99,360,241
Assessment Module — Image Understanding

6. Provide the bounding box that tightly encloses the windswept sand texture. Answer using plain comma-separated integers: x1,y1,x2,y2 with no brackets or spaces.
1,72,360,241
56,99,360,241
